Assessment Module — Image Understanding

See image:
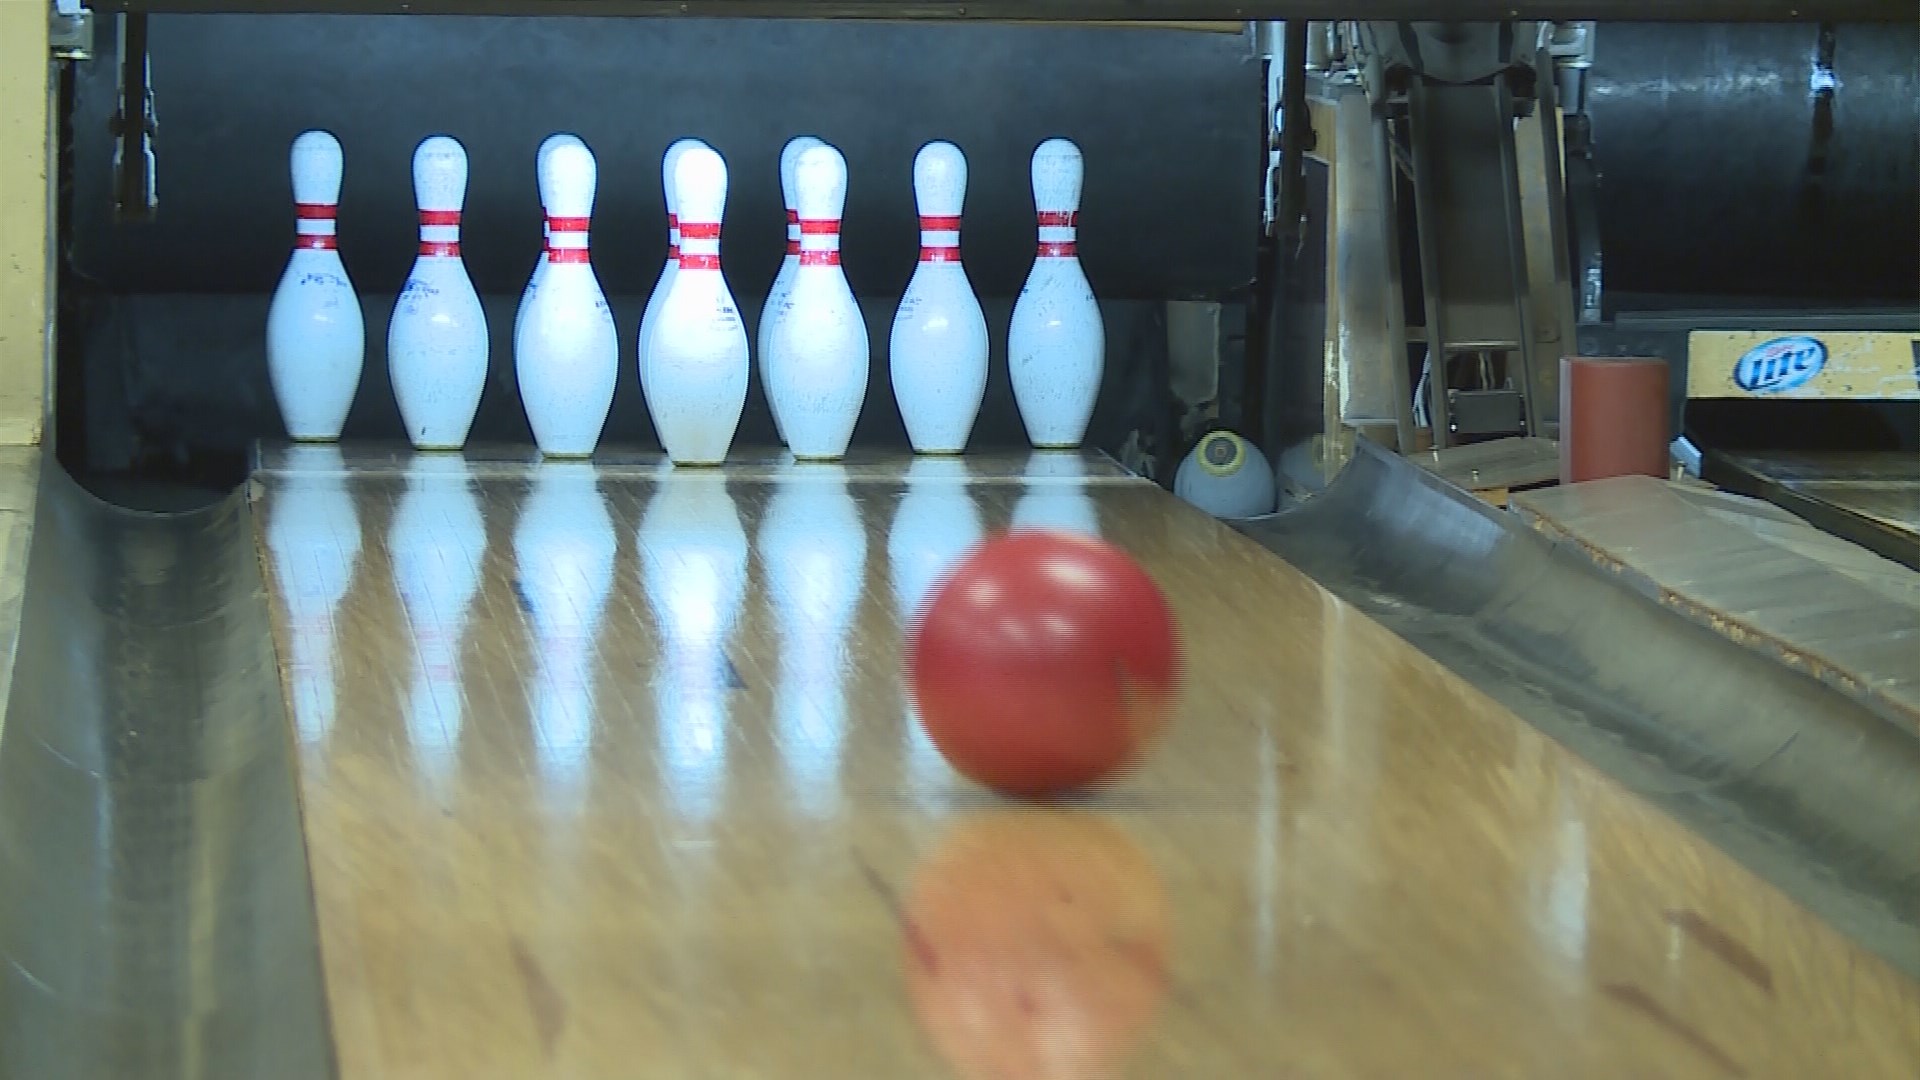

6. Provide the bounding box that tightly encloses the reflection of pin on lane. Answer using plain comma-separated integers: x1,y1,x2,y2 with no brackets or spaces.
1174,430,1276,519
887,456,982,627
1012,449,1101,537
513,461,615,777
265,444,362,744
639,470,750,682
901,811,1171,1080
761,461,865,816
388,454,486,788
639,469,750,822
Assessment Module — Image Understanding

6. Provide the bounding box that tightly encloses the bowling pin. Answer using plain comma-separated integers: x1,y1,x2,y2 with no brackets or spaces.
758,135,824,446
1173,429,1276,518
513,134,582,352
389,135,488,451
642,144,750,466
764,142,868,461
266,130,364,442
638,138,707,402
1008,137,1104,450
515,137,619,458
889,140,988,455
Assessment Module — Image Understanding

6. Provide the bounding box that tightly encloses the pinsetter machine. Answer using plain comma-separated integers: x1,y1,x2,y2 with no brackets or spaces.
15,4,1918,512
0,1,1916,1074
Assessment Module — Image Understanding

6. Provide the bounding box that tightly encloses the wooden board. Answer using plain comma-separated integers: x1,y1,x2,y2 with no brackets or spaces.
253,445,1920,1078
0,0,49,447
1513,475,1920,738
1687,329,1920,401
0,445,38,740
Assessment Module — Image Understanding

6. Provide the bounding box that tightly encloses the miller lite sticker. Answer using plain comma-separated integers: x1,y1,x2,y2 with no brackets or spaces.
1732,335,1828,395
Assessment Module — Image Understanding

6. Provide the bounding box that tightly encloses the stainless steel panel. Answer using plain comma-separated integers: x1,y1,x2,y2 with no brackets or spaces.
0,461,333,1080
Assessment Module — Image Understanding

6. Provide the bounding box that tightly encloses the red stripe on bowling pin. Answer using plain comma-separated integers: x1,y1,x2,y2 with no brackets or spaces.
918,213,960,263
1035,209,1077,259
418,208,461,258
546,214,591,264
798,217,841,267
294,202,339,250
678,219,721,270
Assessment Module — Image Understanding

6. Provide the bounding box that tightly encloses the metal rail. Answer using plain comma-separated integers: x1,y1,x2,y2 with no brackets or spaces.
0,461,333,1080
81,0,1918,21
1234,440,1920,979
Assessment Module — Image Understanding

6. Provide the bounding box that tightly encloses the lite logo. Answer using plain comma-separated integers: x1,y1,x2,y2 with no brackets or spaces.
1732,335,1828,394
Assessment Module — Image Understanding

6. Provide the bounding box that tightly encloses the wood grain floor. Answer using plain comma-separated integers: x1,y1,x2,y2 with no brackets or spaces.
252,444,1920,1079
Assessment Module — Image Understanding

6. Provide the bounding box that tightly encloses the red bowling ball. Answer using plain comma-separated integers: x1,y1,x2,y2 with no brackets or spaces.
903,529,1182,797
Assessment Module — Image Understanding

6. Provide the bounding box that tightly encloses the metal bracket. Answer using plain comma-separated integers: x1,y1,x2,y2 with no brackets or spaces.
50,2,93,60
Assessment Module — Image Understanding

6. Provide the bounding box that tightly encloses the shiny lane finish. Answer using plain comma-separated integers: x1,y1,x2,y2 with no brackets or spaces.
251,446,1920,1079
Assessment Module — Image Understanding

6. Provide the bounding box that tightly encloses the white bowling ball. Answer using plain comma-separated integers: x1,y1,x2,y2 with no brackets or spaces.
1174,429,1276,518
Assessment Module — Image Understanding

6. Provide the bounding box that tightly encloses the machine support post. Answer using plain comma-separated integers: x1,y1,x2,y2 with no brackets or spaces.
1251,19,1314,457
111,13,156,222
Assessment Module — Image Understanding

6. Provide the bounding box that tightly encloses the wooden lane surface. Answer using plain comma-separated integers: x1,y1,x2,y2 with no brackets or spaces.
253,445,1920,1079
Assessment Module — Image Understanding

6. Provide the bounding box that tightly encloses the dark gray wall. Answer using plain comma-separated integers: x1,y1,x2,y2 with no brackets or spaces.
64,16,1266,473
1587,21,1920,305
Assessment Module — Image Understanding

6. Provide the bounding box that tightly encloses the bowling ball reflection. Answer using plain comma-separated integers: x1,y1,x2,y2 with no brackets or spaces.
902,811,1172,1080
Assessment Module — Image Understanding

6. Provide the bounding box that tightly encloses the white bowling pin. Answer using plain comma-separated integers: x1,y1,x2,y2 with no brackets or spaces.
758,135,823,446
515,138,619,458
643,144,750,466
764,143,868,461
639,138,707,402
1008,137,1104,449
513,134,582,353
1174,429,1277,518
889,141,988,455
389,135,488,451
267,130,364,442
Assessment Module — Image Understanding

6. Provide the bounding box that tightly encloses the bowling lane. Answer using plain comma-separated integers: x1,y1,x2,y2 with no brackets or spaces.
254,444,1920,1079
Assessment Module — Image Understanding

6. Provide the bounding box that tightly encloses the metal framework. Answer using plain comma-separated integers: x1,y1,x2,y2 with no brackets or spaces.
77,0,1920,20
